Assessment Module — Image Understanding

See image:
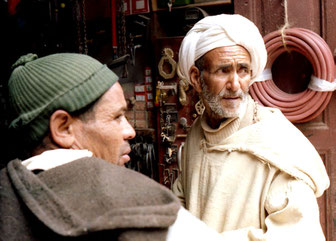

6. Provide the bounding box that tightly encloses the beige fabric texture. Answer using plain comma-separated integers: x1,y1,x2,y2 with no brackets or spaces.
173,96,329,241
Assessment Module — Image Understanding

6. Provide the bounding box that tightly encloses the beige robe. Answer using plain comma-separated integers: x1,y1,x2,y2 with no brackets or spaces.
173,96,329,241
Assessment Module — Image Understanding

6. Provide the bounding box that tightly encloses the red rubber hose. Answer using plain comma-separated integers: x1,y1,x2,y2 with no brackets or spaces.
250,28,335,123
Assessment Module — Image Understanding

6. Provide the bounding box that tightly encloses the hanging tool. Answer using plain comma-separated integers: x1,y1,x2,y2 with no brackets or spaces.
131,44,142,65
106,54,130,69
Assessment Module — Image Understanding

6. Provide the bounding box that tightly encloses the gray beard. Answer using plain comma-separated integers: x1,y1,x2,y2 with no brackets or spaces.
200,74,248,119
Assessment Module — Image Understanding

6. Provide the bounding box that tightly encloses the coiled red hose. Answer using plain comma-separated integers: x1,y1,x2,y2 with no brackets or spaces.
250,28,335,123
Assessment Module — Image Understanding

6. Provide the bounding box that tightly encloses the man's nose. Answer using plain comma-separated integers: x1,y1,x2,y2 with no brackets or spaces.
124,118,136,140
226,72,240,92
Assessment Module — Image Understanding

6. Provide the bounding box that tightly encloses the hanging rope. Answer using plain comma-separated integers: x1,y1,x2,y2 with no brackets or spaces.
280,0,290,52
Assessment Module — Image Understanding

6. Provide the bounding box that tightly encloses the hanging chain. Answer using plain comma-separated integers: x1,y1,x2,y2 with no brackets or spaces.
73,0,88,54
81,0,88,54
117,0,128,77
118,0,127,57
73,0,82,53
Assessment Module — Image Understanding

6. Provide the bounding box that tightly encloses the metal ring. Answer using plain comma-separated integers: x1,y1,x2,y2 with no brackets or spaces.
158,48,177,80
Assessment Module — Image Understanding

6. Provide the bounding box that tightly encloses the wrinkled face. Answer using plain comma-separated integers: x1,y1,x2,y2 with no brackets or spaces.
199,45,252,123
73,83,136,166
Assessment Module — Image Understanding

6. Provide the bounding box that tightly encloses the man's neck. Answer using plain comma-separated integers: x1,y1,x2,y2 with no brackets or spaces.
32,135,60,157
206,115,227,129
204,112,229,129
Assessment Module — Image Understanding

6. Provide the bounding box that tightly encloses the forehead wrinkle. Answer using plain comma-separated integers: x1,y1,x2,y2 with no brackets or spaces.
202,46,251,72
94,91,126,119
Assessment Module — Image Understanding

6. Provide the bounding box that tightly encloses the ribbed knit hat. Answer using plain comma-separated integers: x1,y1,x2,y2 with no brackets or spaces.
8,53,118,142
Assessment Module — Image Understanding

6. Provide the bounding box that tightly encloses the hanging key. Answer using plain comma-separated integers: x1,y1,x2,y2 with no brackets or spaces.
168,0,172,12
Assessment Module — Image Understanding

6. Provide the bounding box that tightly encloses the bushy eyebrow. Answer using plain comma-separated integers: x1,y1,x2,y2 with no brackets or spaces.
212,63,232,71
213,62,250,71
238,63,250,68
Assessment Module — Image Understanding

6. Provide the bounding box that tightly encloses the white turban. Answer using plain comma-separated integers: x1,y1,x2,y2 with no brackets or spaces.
177,14,267,85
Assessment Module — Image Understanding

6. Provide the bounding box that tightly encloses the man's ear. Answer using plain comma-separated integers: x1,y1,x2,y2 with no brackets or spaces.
49,110,76,148
189,65,202,93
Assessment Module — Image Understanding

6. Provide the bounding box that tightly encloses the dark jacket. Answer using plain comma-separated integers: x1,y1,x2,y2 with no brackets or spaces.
0,157,180,241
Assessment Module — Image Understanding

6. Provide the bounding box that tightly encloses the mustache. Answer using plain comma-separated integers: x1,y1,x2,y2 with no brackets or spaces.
218,88,244,98
199,74,245,99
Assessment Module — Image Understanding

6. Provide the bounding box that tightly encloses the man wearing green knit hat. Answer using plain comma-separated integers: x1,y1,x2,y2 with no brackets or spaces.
8,52,134,165
0,53,225,241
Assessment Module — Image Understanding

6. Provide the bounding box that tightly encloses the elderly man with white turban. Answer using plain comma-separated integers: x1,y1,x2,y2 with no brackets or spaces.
173,14,329,240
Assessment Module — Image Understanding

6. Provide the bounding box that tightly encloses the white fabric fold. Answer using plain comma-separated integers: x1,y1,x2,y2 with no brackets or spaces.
256,68,273,82
167,207,224,241
255,70,336,92
308,75,336,91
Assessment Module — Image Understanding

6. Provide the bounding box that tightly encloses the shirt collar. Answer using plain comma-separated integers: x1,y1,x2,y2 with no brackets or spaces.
22,149,93,171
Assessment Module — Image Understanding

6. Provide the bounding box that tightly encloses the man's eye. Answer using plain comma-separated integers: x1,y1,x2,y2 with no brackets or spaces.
239,67,249,74
219,67,230,73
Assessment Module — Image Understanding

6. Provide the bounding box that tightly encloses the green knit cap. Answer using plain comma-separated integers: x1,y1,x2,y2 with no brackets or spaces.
8,53,118,142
